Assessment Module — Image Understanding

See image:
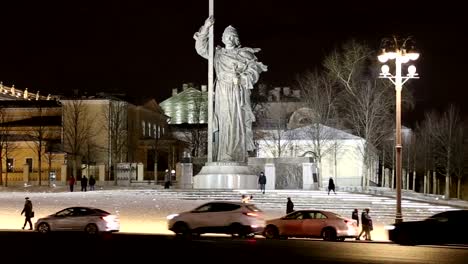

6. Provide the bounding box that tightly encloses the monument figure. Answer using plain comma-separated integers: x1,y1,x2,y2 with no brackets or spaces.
194,16,267,163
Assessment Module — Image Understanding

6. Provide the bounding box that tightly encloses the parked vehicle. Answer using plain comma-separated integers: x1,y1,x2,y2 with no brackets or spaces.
263,210,358,241
167,201,265,238
34,207,120,235
387,209,468,246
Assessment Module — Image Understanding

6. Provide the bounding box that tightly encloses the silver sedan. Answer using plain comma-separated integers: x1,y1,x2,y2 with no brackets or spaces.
34,206,120,235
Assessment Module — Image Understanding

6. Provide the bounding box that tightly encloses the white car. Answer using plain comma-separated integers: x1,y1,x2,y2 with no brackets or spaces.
263,210,359,241
34,206,120,235
167,201,265,238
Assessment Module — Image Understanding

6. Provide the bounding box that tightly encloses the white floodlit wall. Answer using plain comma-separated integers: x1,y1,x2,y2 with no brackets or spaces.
257,138,367,187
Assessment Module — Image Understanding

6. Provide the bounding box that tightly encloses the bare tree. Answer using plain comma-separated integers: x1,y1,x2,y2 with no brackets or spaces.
452,124,465,199
181,88,207,157
427,104,463,199
0,109,17,186
63,99,96,182
324,40,395,188
294,70,341,187
103,100,128,184
415,122,434,194
254,102,295,158
27,106,56,186
0,109,7,186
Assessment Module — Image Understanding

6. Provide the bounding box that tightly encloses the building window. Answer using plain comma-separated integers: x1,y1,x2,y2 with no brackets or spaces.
26,158,33,173
157,126,160,138
142,121,146,136
6,158,13,172
153,124,157,138
162,126,165,135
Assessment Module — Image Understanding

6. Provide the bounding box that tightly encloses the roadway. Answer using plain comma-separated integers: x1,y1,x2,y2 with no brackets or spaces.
1,231,466,264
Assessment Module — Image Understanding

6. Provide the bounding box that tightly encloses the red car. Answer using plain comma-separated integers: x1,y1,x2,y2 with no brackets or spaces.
263,210,359,241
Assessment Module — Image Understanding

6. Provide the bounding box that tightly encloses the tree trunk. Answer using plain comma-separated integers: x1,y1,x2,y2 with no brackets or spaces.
423,172,427,194
412,171,416,192
457,177,461,199
432,170,437,194
445,156,450,199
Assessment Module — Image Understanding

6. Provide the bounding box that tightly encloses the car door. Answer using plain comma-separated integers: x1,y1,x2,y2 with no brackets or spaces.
71,207,93,230
188,203,220,231
301,211,327,237
280,211,306,237
53,208,76,230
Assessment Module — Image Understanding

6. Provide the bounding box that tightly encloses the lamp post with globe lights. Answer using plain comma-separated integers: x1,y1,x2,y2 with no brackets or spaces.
377,36,419,223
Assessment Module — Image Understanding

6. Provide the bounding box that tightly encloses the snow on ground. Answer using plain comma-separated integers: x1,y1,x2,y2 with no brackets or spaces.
0,186,204,234
0,185,287,235
0,185,396,240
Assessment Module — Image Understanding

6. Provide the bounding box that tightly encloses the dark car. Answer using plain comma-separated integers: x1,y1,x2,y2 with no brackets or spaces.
387,209,468,245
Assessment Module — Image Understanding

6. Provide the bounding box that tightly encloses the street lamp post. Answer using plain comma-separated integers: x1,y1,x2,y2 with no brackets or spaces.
378,36,419,223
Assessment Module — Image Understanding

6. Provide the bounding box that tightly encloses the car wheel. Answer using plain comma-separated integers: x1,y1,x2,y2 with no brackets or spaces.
85,224,99,235
321,228,337,241
396,232,416,246
263,225,279,239
37,223,50,234
229,223,243,238
173,222,191,238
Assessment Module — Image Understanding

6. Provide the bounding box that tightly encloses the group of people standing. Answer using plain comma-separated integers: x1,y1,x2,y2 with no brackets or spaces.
68,175,96,192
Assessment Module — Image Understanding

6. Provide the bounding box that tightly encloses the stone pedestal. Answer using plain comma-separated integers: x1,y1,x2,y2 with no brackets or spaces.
302,163,316,190
176,162,193,189
137,163,144,181
193,162,257,189
264,163,276,190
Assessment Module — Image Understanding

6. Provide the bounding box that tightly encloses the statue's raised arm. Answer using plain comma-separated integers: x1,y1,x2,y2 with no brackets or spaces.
193,16,215,59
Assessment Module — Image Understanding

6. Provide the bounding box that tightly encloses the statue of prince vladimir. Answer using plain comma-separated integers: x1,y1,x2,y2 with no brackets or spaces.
194,16,268,163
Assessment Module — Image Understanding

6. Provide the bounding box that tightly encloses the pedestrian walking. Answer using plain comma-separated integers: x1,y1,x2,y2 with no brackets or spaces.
21,197,34,230
357,208,373,241
81,175,88,192
328,177,336,195
89,175,96,191
286,197,294,214
164,169,171,189
68,176,76,192
352,208,359,227
258,172,266,194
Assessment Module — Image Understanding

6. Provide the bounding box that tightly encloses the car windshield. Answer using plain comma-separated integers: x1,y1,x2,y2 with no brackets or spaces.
329,212,344,218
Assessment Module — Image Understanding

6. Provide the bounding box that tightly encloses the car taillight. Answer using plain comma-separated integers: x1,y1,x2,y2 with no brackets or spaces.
102,215,116,222
243,212,258,217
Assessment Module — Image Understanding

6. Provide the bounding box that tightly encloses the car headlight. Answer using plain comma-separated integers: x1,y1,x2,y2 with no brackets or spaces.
166,214,179,220
384,225,395,230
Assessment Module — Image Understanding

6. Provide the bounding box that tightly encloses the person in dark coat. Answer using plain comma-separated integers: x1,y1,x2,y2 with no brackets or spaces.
328,177,336,195
21,197,33,230
81,176,88,192
258,172,267,194
89,175,96,191
68,176,76,192
286,197,294,214
352,208,359,227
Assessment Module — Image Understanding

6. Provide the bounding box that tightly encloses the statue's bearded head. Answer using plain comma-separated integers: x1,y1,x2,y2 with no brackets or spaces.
222,25,240,48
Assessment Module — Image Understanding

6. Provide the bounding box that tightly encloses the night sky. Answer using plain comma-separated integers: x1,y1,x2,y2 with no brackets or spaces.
0,1,466,126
